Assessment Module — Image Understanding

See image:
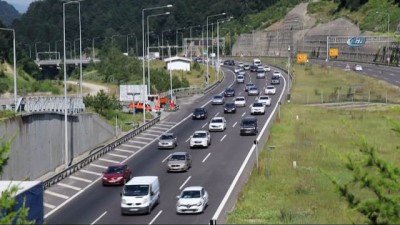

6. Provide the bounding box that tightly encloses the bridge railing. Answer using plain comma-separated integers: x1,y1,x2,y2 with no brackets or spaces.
22,96,85,114
42,116,160,190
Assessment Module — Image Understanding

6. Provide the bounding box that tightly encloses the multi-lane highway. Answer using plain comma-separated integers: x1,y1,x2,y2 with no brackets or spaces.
44,63,287,224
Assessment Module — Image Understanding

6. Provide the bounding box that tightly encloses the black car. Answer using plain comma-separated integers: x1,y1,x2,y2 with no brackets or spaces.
224,87,235,97
240,116,258,135
224,103,236,114
223,59,235,66
250,65,258,72
192,107,208,120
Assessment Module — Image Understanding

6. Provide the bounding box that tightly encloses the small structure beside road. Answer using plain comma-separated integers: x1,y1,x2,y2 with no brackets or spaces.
164,56,192,71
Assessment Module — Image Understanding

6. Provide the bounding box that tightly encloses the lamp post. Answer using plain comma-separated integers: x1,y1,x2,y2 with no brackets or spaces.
188,25,200,59
216,17,233,77
0,28,17,110
206,12,225,84
162,29,171,59
91,36,99,60
175,27,185,50
126,33,136,56
147,11,170,95
24,44,32,59
142,4,173,125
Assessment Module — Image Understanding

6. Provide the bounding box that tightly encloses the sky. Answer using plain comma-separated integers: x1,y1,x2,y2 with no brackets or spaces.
5,0,34,13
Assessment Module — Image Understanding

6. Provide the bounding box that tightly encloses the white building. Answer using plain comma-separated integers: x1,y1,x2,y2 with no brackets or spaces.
164,56,192,71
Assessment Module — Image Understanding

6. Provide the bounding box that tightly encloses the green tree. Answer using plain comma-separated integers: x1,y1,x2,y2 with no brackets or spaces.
330,127,400,224
84,90,118,117
0,134,34,224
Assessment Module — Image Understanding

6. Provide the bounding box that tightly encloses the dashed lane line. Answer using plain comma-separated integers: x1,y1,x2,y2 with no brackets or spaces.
179,176,191,190
220,135,227,142
202,153,211,163
108,153,128,159
44,203,56,209
114,148,135,154
135,136,154,141
46,190,69,200
128,140,148,145
99,158,120,164
121,144,141,149
69,175,92,183
57,182,82,191
202,123,208,128
141,133,160,137
81,169,103,176
232,122,237,127
90,163,108,169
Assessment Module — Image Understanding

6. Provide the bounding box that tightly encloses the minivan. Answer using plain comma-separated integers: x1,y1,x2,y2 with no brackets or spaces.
120,176,160,215
240,116,258,135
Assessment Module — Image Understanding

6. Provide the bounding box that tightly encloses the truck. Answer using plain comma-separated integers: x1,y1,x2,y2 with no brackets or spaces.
0,181,44,224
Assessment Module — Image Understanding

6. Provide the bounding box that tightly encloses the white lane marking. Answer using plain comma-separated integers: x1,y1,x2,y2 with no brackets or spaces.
81,169,102,176
91,211,107,225
151,127,169,131
156,123,173,128
186,137,191,142
159,121,177,125
46,190,69,199
232,122,237,127
90,163,108,169
57,182,82,191
146,129,164,134
44,68,234,219
44,203,56,209
241,112,246,117
202,123,208,128
214,112,220,117
141,133,159,137
238,92,242,95
108,153,128,159
148,210,163,225
162,154,172,163
202,153,211,163
128,140,148,145
69,176,92,183
121,144,141,149
220,135,227,142
179,176,191,190
114,148,135,154
99,158,120,164
389,73,395,76
135,136,154,141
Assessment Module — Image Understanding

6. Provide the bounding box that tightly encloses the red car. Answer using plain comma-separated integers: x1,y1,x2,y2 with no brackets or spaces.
102,164,132,186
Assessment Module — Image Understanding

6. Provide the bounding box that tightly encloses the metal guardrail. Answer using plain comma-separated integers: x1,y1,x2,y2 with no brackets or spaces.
42,116,160,190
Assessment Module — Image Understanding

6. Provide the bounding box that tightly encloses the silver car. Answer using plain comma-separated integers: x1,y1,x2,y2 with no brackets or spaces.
167,152,192,172
248,86,260,96
158,133,178,149
212,95,225,105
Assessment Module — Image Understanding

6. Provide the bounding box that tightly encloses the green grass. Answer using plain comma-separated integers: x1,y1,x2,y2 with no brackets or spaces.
227,58,400,224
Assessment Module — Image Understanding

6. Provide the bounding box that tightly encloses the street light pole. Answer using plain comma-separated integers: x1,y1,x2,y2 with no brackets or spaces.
162,29,171,59
189,25,200,59
92,36,99,60
142,4,173,125
206,12,225,85
0,28,17,110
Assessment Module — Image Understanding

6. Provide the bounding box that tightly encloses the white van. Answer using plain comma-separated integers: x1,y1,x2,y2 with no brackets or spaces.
120,176,160,215
253,58,261,66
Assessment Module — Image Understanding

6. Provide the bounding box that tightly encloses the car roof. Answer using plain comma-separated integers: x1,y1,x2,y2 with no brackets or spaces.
266,85,275,88
236,96,245,99
108,164,125,168
211,116,225,120
259,95,270,99
243,116,257,121
214,95,223,97
162,132,174,136
171,152,187,156
194,130,207,134
182,186,203,191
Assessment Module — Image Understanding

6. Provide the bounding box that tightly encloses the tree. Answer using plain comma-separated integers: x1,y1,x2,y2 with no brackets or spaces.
330,128,400,224
0,134,34,224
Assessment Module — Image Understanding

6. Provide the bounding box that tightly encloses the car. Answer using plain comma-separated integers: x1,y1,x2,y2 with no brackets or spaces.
208,116,227,131
257,65,264,71
354,64,363,71
236,75,245,83
223,59,235,65
250,102,266,115
245,83,255,92
234,67,241,73
257,95,271,106
271,75,280,85
240,116,258,135
248,86,260,96
192,107,208,120
250,65,258,72
234,96,246,107
211,95,225,105
264,85,276,95
243,64,251,70
176,186,209,214
224,102,236,114
273,71,282,77
167,152,192,172
102,164,132,186
256,69,266,79
238,62,244,68
253,58,262,66
263,65,271,72
190,130,211,148
238,70,246,76
158,133,178,149
224,87,235,97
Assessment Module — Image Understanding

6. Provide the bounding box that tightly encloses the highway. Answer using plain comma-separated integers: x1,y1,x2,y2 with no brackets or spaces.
44,63,287,224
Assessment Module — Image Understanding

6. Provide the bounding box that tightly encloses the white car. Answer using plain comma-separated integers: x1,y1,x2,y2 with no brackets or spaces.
256,70,266,79
263,65,271,72
234,67,241,73
273,71,282,77
250,102,266,115
208,117,227,132
236,75,245,83
257,95,271,106
234,96,246,107
189,130,211,148
238,62,244,68
354,64,363,71
176,186,209,214
264,85,276,95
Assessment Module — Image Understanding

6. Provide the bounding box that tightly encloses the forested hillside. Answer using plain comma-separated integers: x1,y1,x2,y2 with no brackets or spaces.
0,0,20,26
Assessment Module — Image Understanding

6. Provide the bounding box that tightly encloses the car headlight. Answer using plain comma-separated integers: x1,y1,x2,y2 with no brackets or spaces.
196,201,202,206
122,199,127,204
143,198,149,204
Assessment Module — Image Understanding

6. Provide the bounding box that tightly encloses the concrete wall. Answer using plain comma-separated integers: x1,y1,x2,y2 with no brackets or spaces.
0,112,115,180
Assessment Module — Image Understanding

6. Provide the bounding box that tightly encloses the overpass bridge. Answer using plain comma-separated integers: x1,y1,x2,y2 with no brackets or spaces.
35,58,101,68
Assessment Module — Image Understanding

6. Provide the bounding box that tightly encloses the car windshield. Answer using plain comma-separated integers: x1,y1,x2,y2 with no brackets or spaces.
226,103,234,107
236,97,245,101
214,96,223,99
272,76,279,79
169,154,186,161
225,88,233,91
211,119,223,123
193,132,206,138
257,70,264,73
194,108,204,113
242,120,256,126
124,185,149,196
253,103,263,107
105,166,124,174
260,96,269,100
246,84,254,87
267,86,275,89
160,134,174,140
237,76,244,79
250,87,257,90
180,190,201,198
